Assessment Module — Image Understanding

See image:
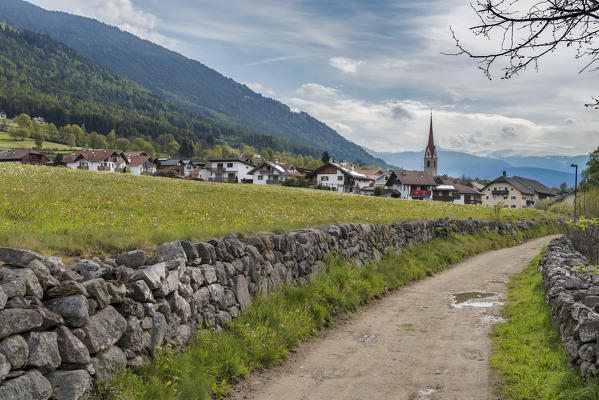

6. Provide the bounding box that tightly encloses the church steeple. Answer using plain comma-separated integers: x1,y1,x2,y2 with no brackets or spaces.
424,111,438,176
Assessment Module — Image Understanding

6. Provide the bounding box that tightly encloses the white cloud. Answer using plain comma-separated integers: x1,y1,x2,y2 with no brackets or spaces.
329,57,363,74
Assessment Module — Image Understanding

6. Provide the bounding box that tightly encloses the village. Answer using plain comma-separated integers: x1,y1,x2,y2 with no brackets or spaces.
0,114,558,210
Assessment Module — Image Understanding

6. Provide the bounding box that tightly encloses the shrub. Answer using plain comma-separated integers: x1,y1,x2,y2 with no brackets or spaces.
564,218,599,264
282,177,308,187
535,198,553,211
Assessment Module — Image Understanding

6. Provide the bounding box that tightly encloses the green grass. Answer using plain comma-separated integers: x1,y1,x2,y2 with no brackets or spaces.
94,225,557,400
490,251,599,399
0,164,553,257
0,130,83,152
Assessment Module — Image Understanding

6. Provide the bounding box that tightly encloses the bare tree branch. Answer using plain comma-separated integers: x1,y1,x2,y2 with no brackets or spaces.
449,0,599,79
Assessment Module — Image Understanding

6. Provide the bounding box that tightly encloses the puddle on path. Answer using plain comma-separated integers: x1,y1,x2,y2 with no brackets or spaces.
451,291,503,308
409,385,442,400
479,314,507,325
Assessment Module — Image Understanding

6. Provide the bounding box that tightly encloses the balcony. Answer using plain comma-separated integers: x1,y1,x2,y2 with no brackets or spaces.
432,195,455,202
411,189,430,197
97,166,111,172
492,189,509,196
77,166,89,170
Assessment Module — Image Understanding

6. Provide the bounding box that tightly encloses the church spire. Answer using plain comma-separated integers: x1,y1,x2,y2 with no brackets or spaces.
424,110,438,176
427,110,436,157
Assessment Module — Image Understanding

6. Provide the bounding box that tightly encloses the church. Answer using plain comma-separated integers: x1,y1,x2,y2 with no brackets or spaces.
424,113,438,177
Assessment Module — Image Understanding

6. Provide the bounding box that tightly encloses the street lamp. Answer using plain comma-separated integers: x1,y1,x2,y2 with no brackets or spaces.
571,163,578,220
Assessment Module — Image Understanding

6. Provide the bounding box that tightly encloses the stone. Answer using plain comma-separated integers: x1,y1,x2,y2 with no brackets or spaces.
0,370,52,400
0,280,26,298
115,250,146,269
0,267,43,299
156,241,187,262
4,296,29,309
577,320,599,343
171,324,193,346
81,306,127,353
73,260,107,281
46,281,88,298
25,260,60,291
233,275,251,311
45,295,89,328
115,266,134,282
92,346,127,380
128,280,155,303
29,305,64,330
150,312,167,354
208,283,225,304
201,265,217,284
106,282,126,304
82,279,111,309
0,248,44,268
129,263,166,290
0,286,6,310
0,309,43,339
55,326,90,365
46,369,92,400
114,297,145,319
579,343,597,362
0,334,28,369
186,267,204,287
155,269,179,297
0,353,9,383
180,240,199,260
117,316,145,353
195,242,216,264
26,331,61,373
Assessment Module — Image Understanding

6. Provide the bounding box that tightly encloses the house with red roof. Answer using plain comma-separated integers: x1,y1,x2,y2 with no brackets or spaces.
63,150,127,172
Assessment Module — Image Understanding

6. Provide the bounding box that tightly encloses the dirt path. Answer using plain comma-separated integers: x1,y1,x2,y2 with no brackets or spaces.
230,236,556,400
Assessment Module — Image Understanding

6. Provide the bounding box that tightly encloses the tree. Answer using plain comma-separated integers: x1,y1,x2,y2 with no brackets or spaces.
294,154,305,168
583,147,599,187
241,144,257,159
67,133,76,147
31,129,44,149
45,123,58,142
179,139,194,158
166,141,180,158
261,147,274,161
157,133,176,152
450,1,599,94
107,130,116,148
115,137,131,151
132,138,156,156
374,186,384,196
15,113,31,130
559,182,569,194
14,127,30,141
87,132,108,149
53,153,63,166
321,151,330,164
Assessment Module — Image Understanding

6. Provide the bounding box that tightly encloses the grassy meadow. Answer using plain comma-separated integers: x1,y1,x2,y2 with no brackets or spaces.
96,226,556,400
0,164,551,257
0,130,82,152
490,252,599,400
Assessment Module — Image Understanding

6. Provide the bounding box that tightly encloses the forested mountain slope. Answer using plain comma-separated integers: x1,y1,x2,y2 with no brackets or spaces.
0,24,321,157
0,0,388,167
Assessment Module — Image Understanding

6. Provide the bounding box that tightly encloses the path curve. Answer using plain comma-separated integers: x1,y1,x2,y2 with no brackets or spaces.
230,236,556,400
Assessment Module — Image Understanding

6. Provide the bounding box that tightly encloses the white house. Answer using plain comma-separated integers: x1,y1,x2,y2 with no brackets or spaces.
63,150,127,172
307,162,373,193
120,151,155,175
207,158,256,183
248,161,304,185
386,170,437,200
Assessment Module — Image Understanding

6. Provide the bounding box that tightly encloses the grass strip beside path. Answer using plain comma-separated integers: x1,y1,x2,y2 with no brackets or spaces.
490,250,599,400
95,224,556,400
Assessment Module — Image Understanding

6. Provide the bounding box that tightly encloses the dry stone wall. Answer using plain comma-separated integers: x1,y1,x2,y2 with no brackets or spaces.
539,236,599,378
0,218,544,400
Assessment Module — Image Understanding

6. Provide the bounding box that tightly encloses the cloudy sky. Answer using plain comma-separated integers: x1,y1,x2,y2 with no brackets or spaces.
27,0,599,156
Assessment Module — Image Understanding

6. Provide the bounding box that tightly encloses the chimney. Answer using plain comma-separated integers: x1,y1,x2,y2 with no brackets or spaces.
502,170,506,177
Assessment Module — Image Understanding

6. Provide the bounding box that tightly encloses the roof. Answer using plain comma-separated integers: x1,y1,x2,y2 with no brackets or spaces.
426,113,436,157
453,183,481,195
469,181,485,191
63,150,123,163
307,162,372,180
208,158,256,167
435,185,456,191
157,159,182,167
128,155,154,166
0,149,46,161
356,169,384,179
387,170,437,186
482,175,556,196
248,161,303,176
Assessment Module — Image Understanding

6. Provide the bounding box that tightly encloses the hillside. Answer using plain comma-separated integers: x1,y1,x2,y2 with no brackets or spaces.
0,24,322,157
366,148,585,188
0,0,388,167
0,164,545,256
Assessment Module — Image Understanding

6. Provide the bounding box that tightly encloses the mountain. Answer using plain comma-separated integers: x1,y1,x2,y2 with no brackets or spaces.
0,23,323,157
365,148,586,188
0,0,389,168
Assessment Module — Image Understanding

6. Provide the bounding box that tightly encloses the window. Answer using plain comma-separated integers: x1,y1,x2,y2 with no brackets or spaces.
511,205,516,208
227,163,233,168
217,163,223,168
510,188,513,191
427,160,430,168
337,175,343,181
486,196,489,200
503,196,508,200
257,175,263,180
493,195,498,200
487,188,490,191
321,176,329,181
511,196,516,200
